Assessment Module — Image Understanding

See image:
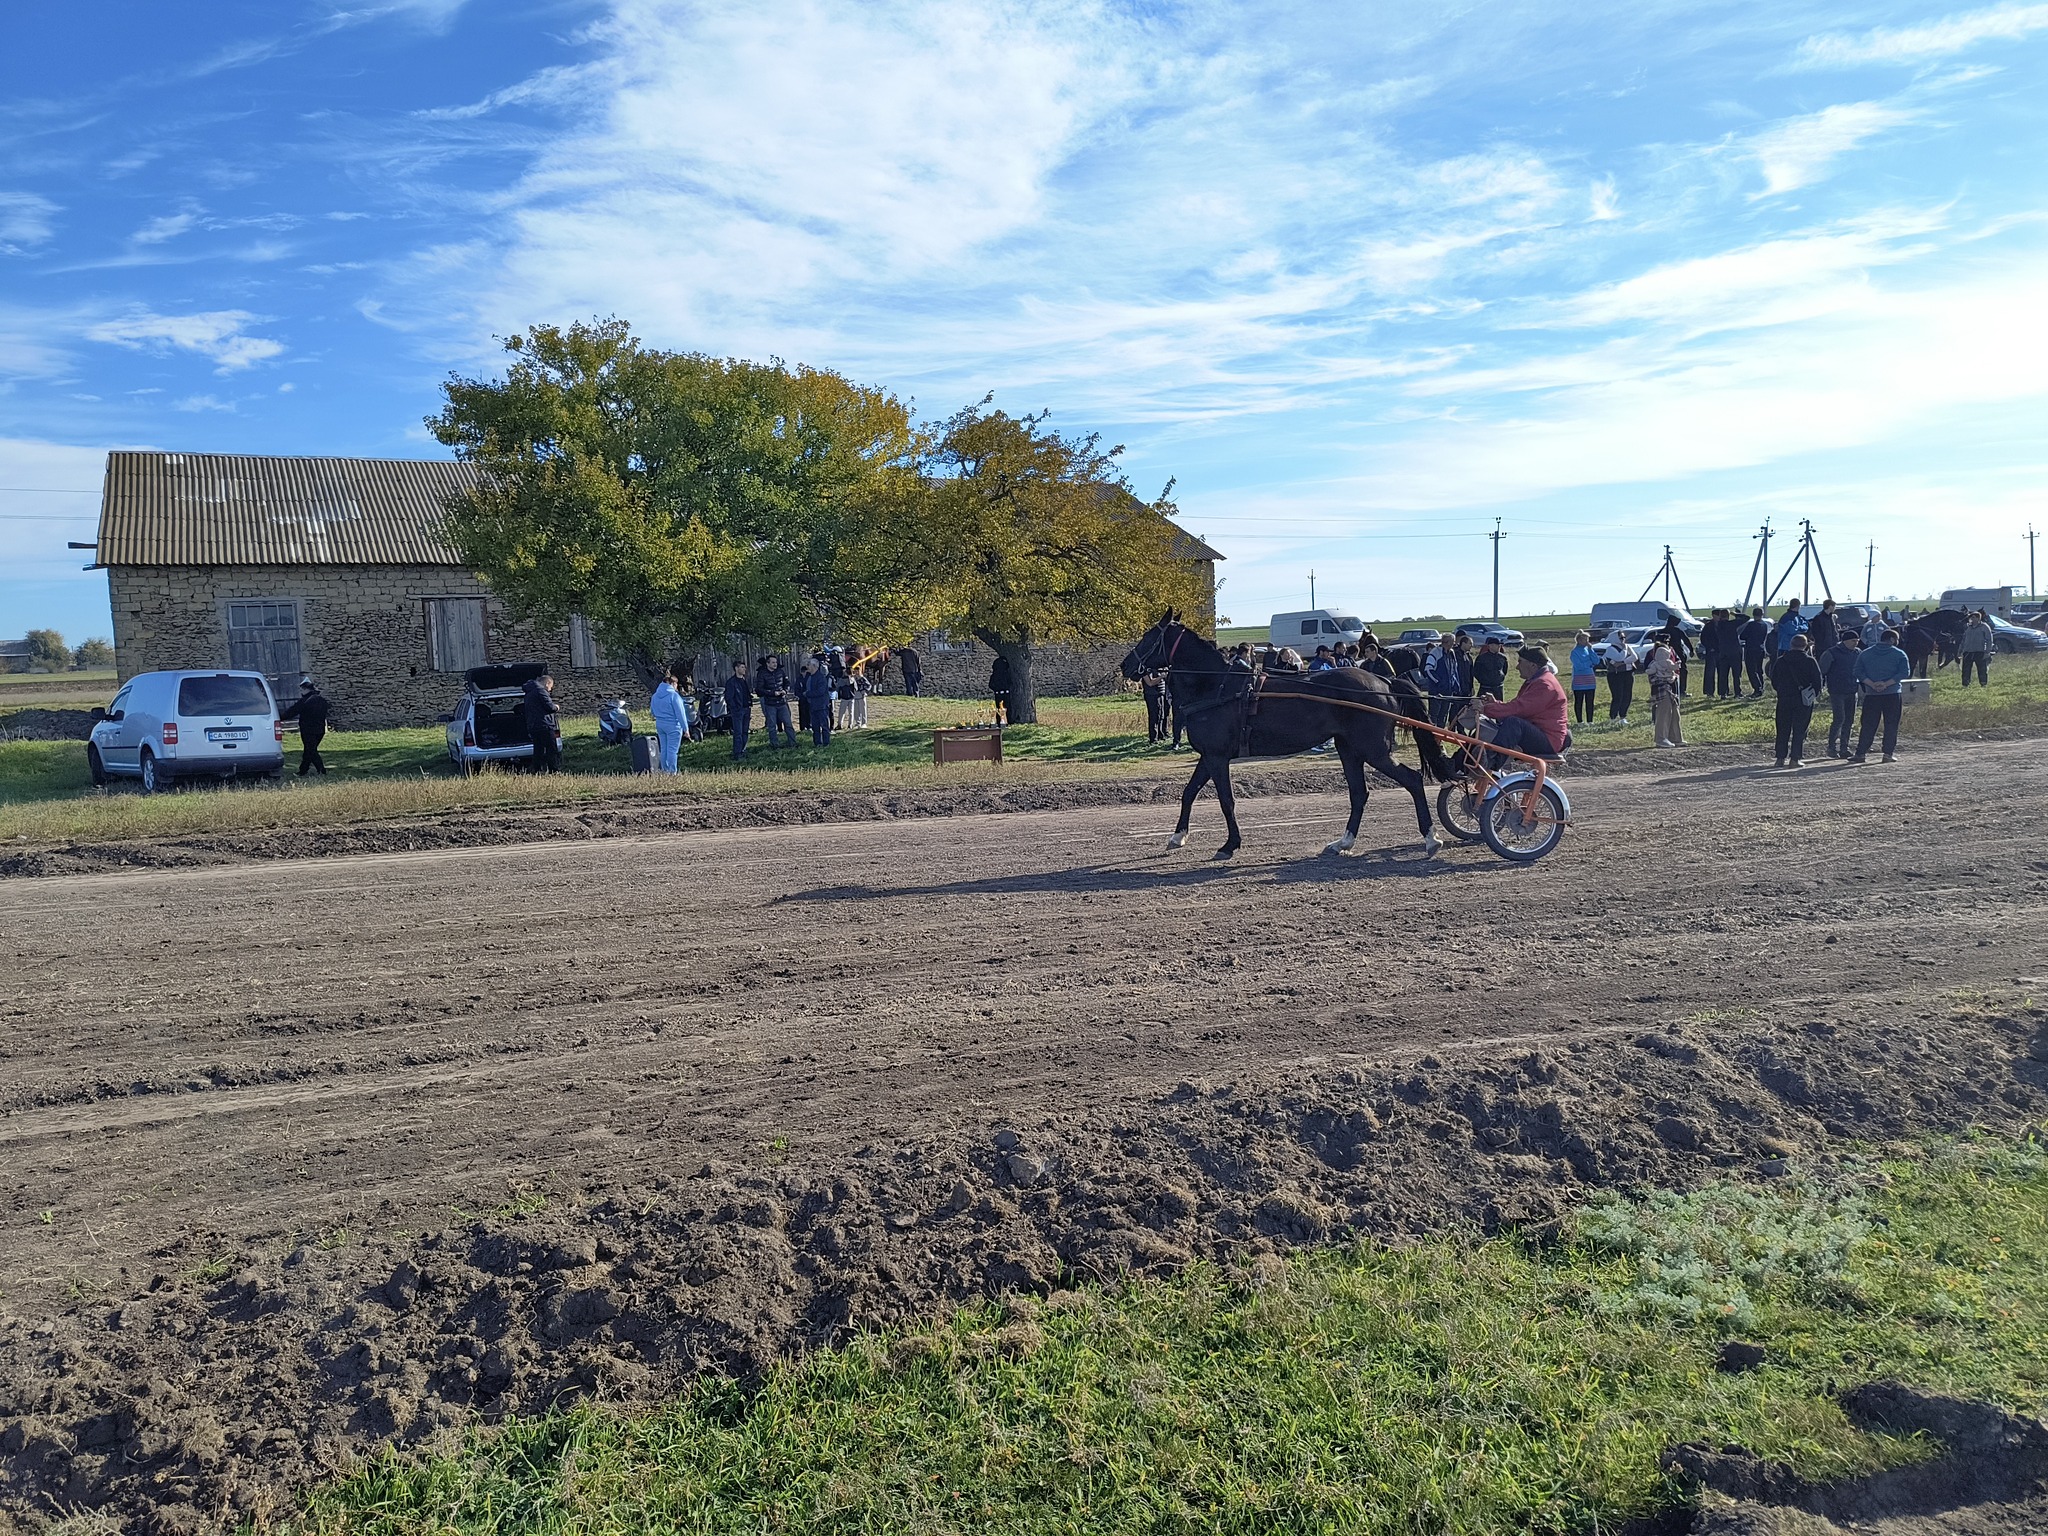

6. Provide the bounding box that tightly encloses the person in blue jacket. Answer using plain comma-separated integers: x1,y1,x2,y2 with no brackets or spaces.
1774,601,1808,653
1818,631,1862,758
1738,607,1771,696
798,656,835,747
1569,631,1599,725
1851,629,1912,763
649,670,688,774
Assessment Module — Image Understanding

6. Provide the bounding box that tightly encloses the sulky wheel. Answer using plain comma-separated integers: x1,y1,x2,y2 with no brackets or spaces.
1480,777,1569,863
1436,781,1484,843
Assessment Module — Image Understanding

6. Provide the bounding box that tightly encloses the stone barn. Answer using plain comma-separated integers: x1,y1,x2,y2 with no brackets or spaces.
93,451,636,727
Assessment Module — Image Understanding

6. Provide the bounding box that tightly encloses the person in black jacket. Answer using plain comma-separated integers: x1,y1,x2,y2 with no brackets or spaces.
1472,638,1510,700
1655,616,1693,696
1738,607,1771,697
1818,632,1861,758
278,677,332,776
1141,671,1167,741
754,656,796,748
723,661,753,760
989,653,1014,724
521,672,561,773
1768,634,1824,768
899,646,923,697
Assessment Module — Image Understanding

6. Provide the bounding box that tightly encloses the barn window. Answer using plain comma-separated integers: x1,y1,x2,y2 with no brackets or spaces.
226,599,302,685
426,598,488,671
568,614,606,669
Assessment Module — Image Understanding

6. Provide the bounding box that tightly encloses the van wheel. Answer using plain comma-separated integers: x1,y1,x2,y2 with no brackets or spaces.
87,744,108,787
139,750,163,795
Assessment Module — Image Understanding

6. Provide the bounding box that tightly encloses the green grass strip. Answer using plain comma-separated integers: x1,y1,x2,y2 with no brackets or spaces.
300,1136,2048,1535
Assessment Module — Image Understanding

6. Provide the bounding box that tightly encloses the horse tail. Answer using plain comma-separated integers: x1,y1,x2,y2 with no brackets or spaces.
1390,677,1453,782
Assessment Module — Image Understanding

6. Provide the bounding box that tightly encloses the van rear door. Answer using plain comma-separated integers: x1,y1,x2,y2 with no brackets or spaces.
176,673,276,763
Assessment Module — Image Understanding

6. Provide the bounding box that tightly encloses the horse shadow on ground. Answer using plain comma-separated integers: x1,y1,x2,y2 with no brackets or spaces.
771,845,1495,906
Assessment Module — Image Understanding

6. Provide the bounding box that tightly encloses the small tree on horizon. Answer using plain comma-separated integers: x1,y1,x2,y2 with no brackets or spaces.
73,637,115,670
24,629,69,673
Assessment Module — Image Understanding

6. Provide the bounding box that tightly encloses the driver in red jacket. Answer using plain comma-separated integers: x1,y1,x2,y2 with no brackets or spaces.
1477,646,1570,759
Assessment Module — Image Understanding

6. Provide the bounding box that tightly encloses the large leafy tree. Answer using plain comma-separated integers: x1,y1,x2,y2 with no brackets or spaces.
922,401,1203,724
24,629,68,673
427,320,937,682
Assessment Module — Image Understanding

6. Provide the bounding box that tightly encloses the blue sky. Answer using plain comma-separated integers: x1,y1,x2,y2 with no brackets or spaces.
4,0,2046,643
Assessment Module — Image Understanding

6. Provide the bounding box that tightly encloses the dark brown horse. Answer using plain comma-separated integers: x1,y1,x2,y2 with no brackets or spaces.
1902,608,1967,677
1121,612,1454,859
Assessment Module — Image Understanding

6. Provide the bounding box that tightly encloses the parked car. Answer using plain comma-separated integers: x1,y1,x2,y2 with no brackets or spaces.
1392,628,1442,647
1454,621,1525,647
1984,614,2048,654
87,670,285,792
1595,626,1660,667
443,662,559,774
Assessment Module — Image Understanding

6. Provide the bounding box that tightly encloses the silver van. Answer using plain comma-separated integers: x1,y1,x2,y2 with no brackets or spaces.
88,670,285,792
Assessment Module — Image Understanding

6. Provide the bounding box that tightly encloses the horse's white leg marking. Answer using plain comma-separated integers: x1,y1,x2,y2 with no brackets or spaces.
1166,831,1188,850
1422,831,1442,857
1323,833,1356,856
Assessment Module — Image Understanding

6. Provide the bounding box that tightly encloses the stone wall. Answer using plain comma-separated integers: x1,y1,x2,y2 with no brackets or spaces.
107,564,638,728
881,637,1136,700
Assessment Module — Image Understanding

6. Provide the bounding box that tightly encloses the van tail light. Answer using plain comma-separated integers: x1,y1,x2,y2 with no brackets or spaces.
162,722,179,746
463,722,475,747
274,719,285,742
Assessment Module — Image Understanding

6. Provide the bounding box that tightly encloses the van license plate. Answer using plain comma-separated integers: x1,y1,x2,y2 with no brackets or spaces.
207,728,252,742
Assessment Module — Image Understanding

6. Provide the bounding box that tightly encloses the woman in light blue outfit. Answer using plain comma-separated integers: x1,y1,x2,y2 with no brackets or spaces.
649,671,689,773
1569,630,1599,726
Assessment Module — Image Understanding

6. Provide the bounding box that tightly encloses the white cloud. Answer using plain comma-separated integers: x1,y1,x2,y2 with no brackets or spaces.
1349,250,2048,512
1747,101,1916,197
1589,176,1619,222
132,211,199,245
0,193,59,253
84,308,285,372
1536,211,1943,333
1796,2,2048,67
172,394,236,412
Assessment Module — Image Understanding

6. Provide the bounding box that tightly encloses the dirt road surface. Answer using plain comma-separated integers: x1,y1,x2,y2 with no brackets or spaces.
4,741,2047,1530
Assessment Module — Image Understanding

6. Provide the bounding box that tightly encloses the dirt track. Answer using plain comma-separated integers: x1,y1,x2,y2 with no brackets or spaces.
5,741,2048,1530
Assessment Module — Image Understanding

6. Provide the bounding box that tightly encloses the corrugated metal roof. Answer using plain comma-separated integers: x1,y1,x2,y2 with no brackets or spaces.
96,452,479,567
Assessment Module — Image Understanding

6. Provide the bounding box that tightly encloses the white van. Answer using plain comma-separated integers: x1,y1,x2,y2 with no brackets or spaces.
1940,587,2014,618
1270,609,1366,651
1587,601,1700,641
88,670,285,792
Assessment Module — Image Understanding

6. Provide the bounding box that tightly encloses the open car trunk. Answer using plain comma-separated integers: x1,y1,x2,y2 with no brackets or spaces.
473,695,533,749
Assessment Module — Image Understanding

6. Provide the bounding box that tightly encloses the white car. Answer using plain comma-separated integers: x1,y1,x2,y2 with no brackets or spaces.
443,662,560,774
88,670,286,792
1454,621,1526,647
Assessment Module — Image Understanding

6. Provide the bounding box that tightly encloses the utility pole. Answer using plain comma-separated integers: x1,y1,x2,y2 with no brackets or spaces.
1765,519,1832,606
1865,542,1876,603
1309,569,1317,610
1637,545,1692,611
1489,518,1505,619
2028,525,2039,598
1739,521,1772,610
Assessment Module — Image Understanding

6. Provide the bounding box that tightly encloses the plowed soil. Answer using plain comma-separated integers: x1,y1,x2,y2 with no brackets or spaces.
5,741,2048,1532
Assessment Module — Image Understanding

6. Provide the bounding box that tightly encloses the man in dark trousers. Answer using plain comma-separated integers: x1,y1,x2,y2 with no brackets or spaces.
1738,607,1771,697
1142,671,1168,741
522,671,561,772
988,653,1014,724
799,656,834,746
1709,608,1744,698
1808,597,1839,660
898,645,923,697
723,661,753,760
754,655,797,748
278,677,332,776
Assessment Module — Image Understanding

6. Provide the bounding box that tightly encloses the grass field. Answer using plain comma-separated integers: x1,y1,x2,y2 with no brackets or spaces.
0,693,1191,845
3,659,2041,845
301,1134,2048,1536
